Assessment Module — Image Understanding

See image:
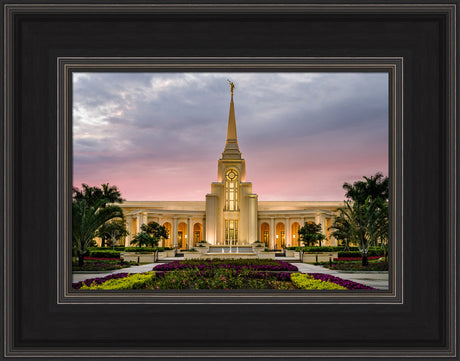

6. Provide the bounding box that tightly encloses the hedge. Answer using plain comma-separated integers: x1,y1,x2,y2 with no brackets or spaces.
124,247,174,253
88,250,121,258
338,250,383,258
286,246,386,254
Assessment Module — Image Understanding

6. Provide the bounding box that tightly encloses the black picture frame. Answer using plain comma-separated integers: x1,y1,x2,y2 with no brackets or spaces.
2,1,458,360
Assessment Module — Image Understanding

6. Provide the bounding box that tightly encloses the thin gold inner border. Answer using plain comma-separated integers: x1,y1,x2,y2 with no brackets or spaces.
57,57,401,304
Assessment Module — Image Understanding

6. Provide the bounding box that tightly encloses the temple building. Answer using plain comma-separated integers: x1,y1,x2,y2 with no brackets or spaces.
120,83,344,249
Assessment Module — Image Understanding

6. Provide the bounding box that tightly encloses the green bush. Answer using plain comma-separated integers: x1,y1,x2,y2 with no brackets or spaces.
88,250,121,258
123,247,174,253
290,273,347,290
81,272,156,290
338,250,382,258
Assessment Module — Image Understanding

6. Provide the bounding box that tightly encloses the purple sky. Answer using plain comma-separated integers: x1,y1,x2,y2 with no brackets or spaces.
72,72,388,201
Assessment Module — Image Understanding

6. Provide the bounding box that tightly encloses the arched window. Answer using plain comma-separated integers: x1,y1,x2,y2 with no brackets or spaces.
225,169,239,211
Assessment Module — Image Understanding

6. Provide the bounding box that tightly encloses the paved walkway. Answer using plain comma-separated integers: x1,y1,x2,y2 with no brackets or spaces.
73,258,389,290
290,263,388,290
72,263,158,283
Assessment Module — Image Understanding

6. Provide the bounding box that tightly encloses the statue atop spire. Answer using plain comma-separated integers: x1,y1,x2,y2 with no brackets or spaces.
227,79,235,96
222,80,241,159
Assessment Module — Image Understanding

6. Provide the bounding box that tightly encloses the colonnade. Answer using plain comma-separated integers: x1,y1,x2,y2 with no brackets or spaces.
125,213,205,249
257,214,334,249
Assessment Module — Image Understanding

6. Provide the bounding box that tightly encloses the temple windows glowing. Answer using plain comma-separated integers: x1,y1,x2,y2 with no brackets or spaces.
225,169,239,211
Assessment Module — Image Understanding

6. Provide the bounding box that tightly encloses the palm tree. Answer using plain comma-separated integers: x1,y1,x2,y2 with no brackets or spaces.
73,183,124,208
330,197,388,266
343,172,388,204
100,183,124,205
72,198,124,266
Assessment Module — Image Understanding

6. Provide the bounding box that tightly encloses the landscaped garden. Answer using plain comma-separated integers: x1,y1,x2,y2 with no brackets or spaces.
72,256,135,272
72,259,375,290
72,246,175,272
321,257,388,271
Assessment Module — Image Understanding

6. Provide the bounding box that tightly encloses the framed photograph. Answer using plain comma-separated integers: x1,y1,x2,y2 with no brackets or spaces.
2,1,458,360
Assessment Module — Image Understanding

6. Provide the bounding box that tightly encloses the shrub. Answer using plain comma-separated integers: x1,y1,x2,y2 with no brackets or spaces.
338,250,381,258
124,247,156,253
80,272,156,290
153,259,298,272
123,247,174,252
72,272,130,289
291,273,347,290
88,250,121,258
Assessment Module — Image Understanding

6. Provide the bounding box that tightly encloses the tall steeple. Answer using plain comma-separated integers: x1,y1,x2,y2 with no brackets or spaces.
222,80,242,159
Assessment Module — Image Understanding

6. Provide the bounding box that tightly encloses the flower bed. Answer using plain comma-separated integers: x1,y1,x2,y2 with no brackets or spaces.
73,270,375,290
72,272,130,289
152,268,294,290
291,273,347,290
308,273,376,290
153,259,298,272
80,272,156,290
324,261,388,271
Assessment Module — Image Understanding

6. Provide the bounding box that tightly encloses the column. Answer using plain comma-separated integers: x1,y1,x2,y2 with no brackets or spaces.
142,212,148,226
202,218,206,242
269,217,275,250
205,194,218,245
285,218,291,247
158,216,163,246
315,214,326,235
172,217,178,248
187,217,192,249
248,194,258,244
136,213,142,233
124,216,132,246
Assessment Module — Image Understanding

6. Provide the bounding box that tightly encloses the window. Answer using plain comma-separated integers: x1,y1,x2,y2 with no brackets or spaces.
225,169,239,211
225,220,238,244
263,231,269,245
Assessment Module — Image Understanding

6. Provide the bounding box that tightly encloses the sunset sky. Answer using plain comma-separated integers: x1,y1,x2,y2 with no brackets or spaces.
72,72,388,201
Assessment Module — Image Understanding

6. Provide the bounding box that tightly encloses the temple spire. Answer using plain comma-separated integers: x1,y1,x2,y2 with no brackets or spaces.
222,80,241,159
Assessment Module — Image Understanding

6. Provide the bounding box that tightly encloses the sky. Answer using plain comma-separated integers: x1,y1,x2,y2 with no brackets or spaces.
72,72,388,201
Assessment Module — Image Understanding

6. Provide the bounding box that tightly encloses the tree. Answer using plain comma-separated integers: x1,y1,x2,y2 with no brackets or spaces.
72,183,124,208
142,222,168,244
130,231,158,248
73,183,125,246
298,221,326,247
97,220,129,249
328,214,353,251
72,198,124,266
329,172,389,266
130,222,168,249
343,172,388,204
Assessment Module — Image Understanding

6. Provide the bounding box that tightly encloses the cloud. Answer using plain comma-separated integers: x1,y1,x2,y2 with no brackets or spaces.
73,72,388,200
